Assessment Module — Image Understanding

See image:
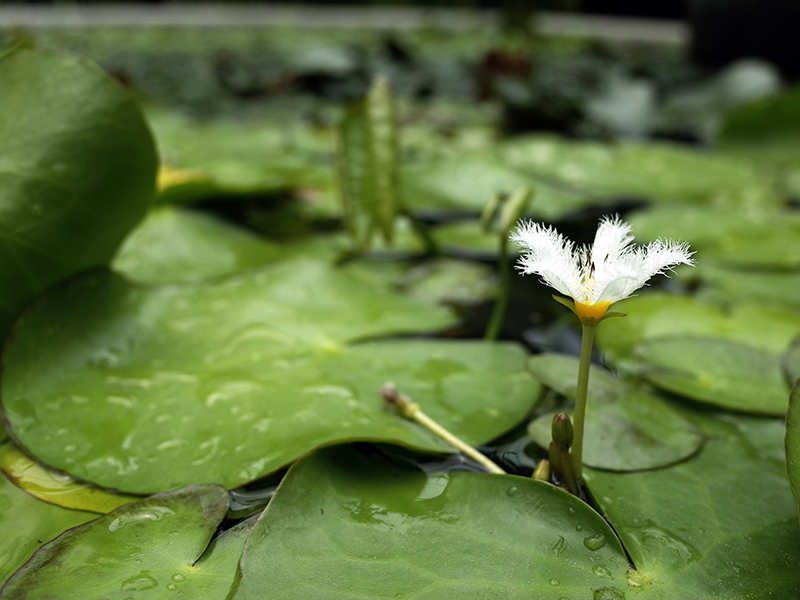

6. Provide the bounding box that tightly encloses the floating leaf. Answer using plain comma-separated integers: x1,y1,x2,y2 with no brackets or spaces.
717,87,800,165
0,485,248,599
3,264,536,493
694,264,800,309
498,134,778,209
0,474,96,585
527,354,702,471
597,294,800,367
787,382,800,522
230,444,630,599
0,440,137,513
629,205,800,269
113,206,290,284
586,412,800,598
0,48,157,338
635,337,788,415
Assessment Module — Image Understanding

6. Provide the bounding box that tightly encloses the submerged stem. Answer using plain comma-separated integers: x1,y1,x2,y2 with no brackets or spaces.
571,322,596,484
381,385,505,474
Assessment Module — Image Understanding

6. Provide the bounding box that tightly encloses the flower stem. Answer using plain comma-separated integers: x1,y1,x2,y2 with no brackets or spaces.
571,322,597,483
381,385,506,474
485,235,511,341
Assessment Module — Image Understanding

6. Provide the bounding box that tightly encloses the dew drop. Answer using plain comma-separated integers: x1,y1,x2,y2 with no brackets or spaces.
592,565,613,579
108,507,176,532
583,534,607,551
506,486,519,497
575,524,583,532
166,584,177,591
593,588,625,600
121,571,158,591
567,507,577,517
549,578,560,586
171,574,185,583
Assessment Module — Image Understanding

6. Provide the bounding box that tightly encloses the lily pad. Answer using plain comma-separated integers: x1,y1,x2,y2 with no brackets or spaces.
596,294,800,367
0,48,157,337
229,444,630,599
0,474,96,585
585,412,800,598
629,205,800,269
0,485,249,599
634,337,788,415
717,87,800,165
113,206,290,284
147,107,336,213
0,440,137,513
498,134,778,209
694,264,800,309
787,382,800,522
527,354,702,471
2,264,537,493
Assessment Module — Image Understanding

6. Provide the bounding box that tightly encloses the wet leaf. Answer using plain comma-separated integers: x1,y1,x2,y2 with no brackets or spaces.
0,485,248,599
586,412,800,598
0,474,96,585
596,294,800,368
787,382,800,522
527,354,702,471
113,206,291,284
0,48,157,338
635,337,788,415
629,205,800,269
148,107,336,211
0,440,137,514
2,264,537,493
498,134,778,209
229,444,630,599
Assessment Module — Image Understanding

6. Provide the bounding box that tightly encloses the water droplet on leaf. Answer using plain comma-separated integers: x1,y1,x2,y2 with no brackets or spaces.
583,534,607,551
593,588,625,600
592,565,613,579
121,571,158,591
506,486,519,497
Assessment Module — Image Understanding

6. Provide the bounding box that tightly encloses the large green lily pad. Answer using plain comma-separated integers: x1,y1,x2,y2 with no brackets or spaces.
694,264,800,309
230,444,630,599
0,474,97,585
527,354,702,471
0,485,249,599
497,134,778,209
788,382,800,521
629,205,800,269
0,48,157,338
596,294,800,367
635,337,788,415
112,206,289,284
2,263,537,493
586,412,800,598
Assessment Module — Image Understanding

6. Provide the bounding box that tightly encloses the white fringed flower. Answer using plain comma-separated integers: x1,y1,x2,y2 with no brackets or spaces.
511,215,695,320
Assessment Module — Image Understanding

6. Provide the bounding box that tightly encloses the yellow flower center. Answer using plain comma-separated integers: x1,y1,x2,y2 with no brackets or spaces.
574,300,612,320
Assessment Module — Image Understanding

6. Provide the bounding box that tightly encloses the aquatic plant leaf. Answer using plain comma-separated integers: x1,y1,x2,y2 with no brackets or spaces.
586,412,800,598
147,107,336,211
527,354,702,471
336,78,401,249
597,294,800,368
0,485,248,600
717,87,800,165
0,48,157,338
113,206,291,284
629,205,800,269
694,264,800,310
2,264,536,493
635,337,788,415
0,441,137,514
229,444,630,599
787,382,800,522
0,474,96,585
498,134,778,209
